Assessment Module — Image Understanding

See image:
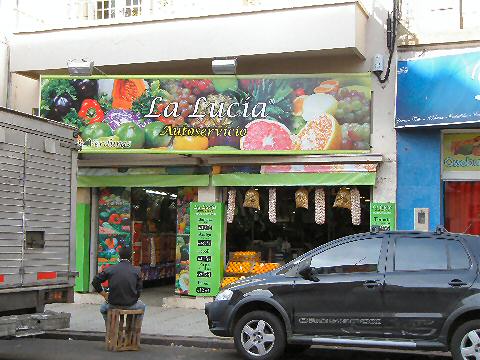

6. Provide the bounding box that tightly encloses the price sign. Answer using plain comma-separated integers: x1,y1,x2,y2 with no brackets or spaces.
370,202,396,231
189,202,225,296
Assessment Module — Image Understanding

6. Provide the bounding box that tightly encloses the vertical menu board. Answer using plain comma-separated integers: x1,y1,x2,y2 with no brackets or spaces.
370,202,396,231
189,202,224,297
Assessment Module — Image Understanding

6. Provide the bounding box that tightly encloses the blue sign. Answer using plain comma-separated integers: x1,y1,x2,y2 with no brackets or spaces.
396,51,480,127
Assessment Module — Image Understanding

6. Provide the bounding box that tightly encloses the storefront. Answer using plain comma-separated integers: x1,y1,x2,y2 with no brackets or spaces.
40,73,387,297
396,49,480,233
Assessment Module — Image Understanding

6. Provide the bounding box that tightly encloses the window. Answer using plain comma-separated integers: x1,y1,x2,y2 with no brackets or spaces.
445,182,480,235
123,0,141,17
96,0,116,19
26,231,45,249
310,238,382,275
395,238,447,271
448,241,470,270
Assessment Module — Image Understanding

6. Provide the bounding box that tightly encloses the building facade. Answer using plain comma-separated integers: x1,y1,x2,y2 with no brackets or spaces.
396,0,480,233
2,0,397,296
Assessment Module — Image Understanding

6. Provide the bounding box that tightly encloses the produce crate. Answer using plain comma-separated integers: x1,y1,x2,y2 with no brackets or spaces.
229,251,261,262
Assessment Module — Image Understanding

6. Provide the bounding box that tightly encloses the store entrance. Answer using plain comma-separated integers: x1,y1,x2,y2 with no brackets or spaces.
224,186,370,283
97,187,177,301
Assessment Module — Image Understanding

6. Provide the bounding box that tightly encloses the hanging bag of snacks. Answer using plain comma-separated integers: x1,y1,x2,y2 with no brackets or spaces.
226,189,236,223
351,187,361,225
333,187,351,209
295,187,309,209
243,188,260,210
314,188,326,224
268,188,277,223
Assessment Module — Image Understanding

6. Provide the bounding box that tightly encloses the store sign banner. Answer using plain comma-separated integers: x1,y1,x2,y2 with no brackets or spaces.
189,202,225,297
396,50,480,127
40,74,371,154
370,202,396,231
443,133,480,172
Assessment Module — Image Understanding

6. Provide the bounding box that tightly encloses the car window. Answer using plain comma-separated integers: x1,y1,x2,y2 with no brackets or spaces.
310,238,382,275
448,241,470,270
395,238,447,271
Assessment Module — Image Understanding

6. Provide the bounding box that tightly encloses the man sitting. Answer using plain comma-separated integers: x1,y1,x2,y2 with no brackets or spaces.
92,246,145,324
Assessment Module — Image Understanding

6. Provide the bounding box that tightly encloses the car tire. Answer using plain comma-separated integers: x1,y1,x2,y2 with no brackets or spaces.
451,320,480,360
233,310,286,360
285,344,311,354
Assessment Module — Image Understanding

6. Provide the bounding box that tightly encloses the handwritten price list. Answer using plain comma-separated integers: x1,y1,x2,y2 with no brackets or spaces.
189,202,225,296
370,202,396,231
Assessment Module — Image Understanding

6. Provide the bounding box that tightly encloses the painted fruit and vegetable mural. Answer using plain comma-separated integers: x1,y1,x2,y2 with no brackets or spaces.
97,188,132,287
40,74,371,152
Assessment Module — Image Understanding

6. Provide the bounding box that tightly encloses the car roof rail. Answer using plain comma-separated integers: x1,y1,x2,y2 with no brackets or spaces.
434,225,447,235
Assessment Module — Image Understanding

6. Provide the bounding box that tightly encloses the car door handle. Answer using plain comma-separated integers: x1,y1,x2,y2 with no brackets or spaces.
363,280,382,289
449,279,467,287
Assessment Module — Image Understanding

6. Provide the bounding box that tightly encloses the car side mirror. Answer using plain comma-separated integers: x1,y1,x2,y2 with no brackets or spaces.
298,265,320,282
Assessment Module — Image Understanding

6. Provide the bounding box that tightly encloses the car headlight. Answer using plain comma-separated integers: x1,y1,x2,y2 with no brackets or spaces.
215,289,233,301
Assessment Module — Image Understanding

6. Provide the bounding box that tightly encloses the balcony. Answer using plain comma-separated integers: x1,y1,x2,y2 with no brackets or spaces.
7,1,369,77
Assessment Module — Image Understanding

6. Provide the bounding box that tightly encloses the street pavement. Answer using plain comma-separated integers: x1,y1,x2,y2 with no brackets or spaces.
46,287,211,337
0,338,451,360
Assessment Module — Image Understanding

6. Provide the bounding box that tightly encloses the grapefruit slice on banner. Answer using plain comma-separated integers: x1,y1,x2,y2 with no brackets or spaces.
294,113,341,151
241,119,293,151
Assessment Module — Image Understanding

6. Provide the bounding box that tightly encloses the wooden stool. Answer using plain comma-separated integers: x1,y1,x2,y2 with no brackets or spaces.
106,309,144,351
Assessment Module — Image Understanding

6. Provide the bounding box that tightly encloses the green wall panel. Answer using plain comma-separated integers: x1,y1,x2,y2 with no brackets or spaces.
75,203,91,292
211,172,376,187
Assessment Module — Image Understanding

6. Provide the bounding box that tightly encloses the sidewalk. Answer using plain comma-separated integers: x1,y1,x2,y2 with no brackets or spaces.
46,287,214,338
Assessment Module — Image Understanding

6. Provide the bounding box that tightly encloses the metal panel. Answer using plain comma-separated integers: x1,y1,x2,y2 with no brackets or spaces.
0,126,25,288
21,132,72,287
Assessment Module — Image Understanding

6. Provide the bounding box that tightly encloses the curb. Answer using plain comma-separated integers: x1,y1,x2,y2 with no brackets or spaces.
40,330,234,349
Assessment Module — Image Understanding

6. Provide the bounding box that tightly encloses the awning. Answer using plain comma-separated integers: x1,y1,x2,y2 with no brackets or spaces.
77,174,210,187
211,172,376,187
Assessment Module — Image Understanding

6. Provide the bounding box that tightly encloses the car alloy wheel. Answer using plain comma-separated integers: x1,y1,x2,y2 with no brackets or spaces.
460,329,480,359
241,319,276,357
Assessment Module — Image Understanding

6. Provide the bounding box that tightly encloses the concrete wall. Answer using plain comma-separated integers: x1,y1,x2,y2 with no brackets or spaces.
399,0,480,46
9,2,367,75
0,33,8,107
7,73,39,115
396,129,442,231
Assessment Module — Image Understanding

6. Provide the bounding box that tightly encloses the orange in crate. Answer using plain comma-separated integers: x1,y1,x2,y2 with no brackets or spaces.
221,277,240,288
252,263,280,274
226,261,253,274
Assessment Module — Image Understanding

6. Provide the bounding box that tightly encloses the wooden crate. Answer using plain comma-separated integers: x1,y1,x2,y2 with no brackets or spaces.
106,309,144,351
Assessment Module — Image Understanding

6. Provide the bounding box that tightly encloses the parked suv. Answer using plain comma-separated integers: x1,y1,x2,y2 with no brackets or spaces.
205,229,480,360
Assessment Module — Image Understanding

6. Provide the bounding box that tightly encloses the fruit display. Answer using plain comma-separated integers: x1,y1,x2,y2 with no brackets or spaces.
226,261,253,275
240,119,293,151
115,122,145,149
334,86,371,124
173,136,209,150
252,263,280,274
188,94,234,128
294,114,341,151
40,75,371,152
221,276,242,288
224,252,281,283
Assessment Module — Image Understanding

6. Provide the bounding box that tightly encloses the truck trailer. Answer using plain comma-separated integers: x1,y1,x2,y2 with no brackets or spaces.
0,107,77,337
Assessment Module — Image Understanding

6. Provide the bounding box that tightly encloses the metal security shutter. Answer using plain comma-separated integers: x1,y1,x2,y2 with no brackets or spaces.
0,127,25,288
22,133,72,286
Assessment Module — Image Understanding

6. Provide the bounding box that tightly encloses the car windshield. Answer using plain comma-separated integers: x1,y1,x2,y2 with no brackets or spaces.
276,235,356,275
